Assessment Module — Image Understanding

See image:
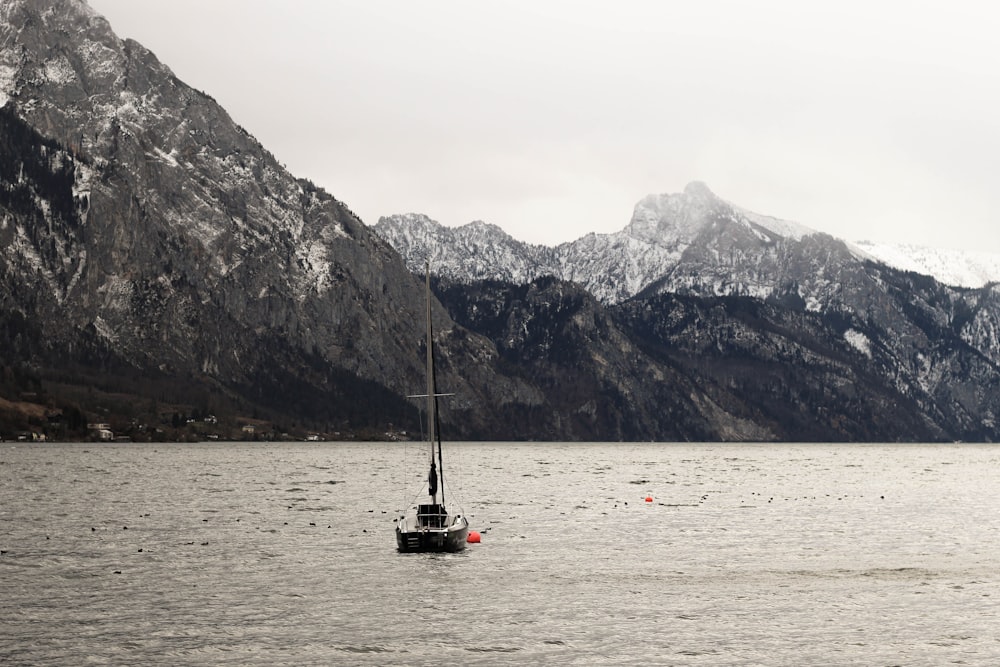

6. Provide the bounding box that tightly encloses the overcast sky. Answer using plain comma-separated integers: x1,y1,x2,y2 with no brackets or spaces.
87,0,999,252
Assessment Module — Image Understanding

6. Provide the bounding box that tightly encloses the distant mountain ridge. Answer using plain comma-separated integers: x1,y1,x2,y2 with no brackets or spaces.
378,181,782,304
375,183,1000,299
376,182,1000,442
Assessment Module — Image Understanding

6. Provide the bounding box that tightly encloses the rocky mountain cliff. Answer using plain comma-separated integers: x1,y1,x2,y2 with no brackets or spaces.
0,0,535,439
2,0,998,442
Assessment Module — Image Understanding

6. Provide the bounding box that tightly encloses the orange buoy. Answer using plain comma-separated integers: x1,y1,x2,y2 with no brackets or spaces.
467,530,481,543
644,495,653,503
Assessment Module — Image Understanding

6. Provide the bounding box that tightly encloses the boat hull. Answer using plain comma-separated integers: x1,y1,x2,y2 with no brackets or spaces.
396,521,469,553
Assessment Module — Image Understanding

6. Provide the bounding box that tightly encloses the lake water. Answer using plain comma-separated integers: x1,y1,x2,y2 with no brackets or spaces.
2,441,999,665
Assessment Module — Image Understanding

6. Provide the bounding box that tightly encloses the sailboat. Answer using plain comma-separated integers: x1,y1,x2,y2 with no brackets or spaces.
395,265,470,553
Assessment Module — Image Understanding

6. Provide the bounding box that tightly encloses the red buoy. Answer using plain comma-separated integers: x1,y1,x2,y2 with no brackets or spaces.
467,530,481,543
644,495,653,503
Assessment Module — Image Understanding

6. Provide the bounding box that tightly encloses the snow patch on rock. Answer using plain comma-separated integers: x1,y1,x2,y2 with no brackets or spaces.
844,329,872,358
737,207,814,241
92,316,117,342
44,56,77,86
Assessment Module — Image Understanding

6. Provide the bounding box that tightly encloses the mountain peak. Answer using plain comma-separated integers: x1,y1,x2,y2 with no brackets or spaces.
683,180,716,198
0,0,179,154
627,182,729,245
464,219,502,232
378,212,440,230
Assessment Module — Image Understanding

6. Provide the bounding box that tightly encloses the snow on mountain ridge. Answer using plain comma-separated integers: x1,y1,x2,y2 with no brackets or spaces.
855,241,1000,288
377,182,822,303
735,206,815,242
376,213,558,285
378,181,999,297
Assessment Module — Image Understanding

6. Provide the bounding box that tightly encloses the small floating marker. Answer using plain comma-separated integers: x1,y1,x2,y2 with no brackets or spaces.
467,530,481,543
644,495,653,503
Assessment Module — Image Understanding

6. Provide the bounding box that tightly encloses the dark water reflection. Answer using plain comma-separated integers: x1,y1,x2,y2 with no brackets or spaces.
2,441,999,665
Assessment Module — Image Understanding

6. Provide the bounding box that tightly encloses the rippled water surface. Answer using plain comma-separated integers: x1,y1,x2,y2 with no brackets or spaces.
2,441,999,665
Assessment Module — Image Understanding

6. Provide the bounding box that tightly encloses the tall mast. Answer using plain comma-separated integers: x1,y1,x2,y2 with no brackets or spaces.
425,264,439,504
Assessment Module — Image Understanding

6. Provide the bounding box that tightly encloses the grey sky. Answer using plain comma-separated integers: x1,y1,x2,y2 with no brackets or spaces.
87,0,999,252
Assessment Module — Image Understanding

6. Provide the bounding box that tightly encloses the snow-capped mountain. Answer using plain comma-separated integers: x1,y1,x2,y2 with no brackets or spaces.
378,181,843,304
379,182,745,303
377,181,1000,303
854,241,1000,288
374,213,560,284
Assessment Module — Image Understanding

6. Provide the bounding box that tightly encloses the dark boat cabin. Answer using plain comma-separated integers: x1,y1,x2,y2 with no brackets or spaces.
416,504,449,528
